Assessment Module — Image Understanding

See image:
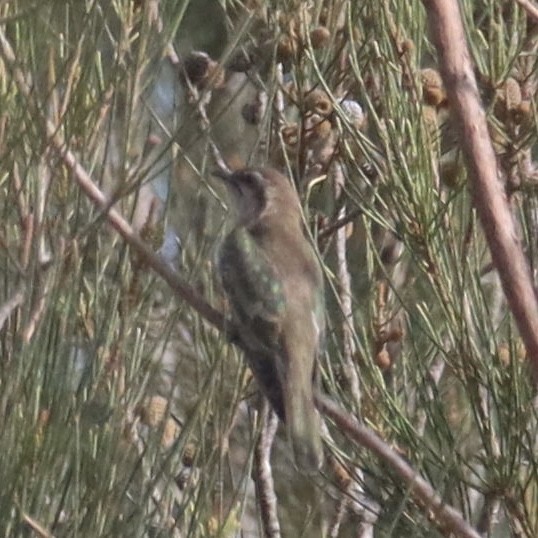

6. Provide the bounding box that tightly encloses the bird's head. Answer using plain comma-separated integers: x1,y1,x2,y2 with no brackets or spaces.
214,167,301,226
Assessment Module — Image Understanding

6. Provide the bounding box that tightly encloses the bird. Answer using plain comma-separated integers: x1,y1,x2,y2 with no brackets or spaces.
214,167,325,473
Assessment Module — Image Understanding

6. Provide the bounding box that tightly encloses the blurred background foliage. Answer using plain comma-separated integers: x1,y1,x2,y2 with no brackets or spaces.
0,0,538,536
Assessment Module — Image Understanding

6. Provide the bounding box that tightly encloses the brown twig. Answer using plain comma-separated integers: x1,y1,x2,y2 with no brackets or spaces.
22,272,52,343
0,286,25,332
21,512,54,538
422,0,538,381
253,400,281,538
327,493,348,537
179,54,231,176
333,163,362,409
0,26,483,538
315,391,482,538
318,207,362,240
476,493,502,536
12,162,34,270
0,27,226,334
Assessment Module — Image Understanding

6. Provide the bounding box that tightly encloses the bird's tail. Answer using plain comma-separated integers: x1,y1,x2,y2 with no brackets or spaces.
284,371,323,474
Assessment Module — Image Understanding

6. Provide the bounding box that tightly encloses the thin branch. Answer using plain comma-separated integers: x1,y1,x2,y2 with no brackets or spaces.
21,512,54,538
22,273,51,343
0,27,226,334
416,354,445,437
476,493,502,536
0,24,484,538
314,391,482,538
423,0,538,380
253,400,281,538
0,286,25,332
328,493,348,537
177,49,231,176
318,207,362,240
333,163,362,409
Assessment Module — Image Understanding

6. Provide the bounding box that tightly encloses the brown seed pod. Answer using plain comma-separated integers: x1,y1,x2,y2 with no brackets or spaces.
515,339,527,362
309,26,331,49
497,342,510,367
277,35,298,63
421,68,446,107
161,417,180,448
504,77,522,111
181,51,224,90
513,99,532,124
375,347,392,371
282,123,299,147
182,442,197,466
422,105,438,134
273,124,299,167
318,5,345,31
304,113,333,143
304,89,333,116
138,395,169,427
385,326,404,343
333,460,351,488
399,38,415,55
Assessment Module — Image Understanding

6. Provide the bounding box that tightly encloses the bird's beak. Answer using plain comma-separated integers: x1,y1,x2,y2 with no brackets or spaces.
212,168,232,182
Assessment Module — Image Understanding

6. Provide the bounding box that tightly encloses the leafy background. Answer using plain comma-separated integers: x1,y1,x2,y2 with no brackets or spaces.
0,0,537,536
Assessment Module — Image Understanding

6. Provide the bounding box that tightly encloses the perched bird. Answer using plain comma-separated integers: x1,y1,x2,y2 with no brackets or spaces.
215,167,325,473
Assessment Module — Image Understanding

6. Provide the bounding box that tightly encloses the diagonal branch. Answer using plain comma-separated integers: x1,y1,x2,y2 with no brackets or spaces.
315,392,481,538
422,0,538,380
0,26,482,538
0,28,226,334
253,401,281,538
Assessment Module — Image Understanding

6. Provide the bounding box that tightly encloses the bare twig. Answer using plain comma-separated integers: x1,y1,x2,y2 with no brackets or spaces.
476,493,502,536
0,286,25,331
315,391,482,538
327,458,379,538
253,400,281,538
333,163,362,409
423,0,538,380
328,493,347,537
416,354,445,437
318,207,362,240
0,27,226,333
21,512,55,538
179,54,231,176
0,24,484,538
22,274,52,343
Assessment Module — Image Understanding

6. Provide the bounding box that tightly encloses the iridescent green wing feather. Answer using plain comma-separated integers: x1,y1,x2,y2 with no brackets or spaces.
218,228,286,352
218,227,287,417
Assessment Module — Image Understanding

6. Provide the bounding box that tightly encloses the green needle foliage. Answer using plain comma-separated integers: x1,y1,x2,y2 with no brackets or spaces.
0,0,537,536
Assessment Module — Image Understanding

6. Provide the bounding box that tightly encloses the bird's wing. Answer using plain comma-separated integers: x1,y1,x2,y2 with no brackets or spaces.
218,228,285,352
218,228,288,417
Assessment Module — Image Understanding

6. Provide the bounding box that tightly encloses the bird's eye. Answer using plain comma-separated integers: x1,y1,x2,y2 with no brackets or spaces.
230,180,244,196
248,171,265,186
